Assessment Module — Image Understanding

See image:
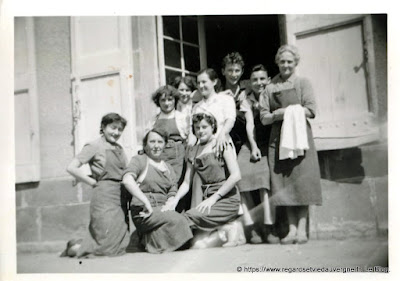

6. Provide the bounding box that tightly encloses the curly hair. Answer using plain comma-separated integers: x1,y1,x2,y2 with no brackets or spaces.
191,113,218,135
99,113,127,134
151,85,180,107
171,76,197,92
275,44,300,66
221,52,245,69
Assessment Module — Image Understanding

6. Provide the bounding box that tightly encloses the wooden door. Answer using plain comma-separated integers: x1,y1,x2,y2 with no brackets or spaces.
14,17,40,183
283,15,379,150
70,17,136,160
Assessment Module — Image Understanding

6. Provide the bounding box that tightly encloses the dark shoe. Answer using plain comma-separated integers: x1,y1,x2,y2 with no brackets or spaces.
264,225,280,244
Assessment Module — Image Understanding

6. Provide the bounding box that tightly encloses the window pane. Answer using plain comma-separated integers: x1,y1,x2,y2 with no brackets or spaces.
183,45,200,72
163,16,180,39
165,69,182,85
182,16,198,44
164,39,181,69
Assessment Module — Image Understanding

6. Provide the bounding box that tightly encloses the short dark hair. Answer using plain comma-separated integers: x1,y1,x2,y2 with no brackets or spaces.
100,113,127,134
171,76,197,92
196,68,223,93
151,85,180,107
251,64,268,75
221,52,245,69
191,113,218,135
143,127,169,147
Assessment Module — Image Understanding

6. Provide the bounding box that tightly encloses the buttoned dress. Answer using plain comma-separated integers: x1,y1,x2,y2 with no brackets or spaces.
74,136,130,258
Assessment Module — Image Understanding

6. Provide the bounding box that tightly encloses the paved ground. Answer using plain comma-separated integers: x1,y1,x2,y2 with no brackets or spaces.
16,238,389,273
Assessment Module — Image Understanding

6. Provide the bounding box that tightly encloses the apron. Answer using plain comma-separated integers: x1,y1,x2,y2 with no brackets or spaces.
268,86,322,206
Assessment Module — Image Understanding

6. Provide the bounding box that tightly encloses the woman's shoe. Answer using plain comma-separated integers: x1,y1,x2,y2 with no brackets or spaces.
296,235,308,244
222,221,246,248
264,225,280,244
280,234,296,245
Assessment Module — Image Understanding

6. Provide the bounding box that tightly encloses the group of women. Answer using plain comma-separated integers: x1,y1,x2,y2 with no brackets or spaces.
61,44,322,258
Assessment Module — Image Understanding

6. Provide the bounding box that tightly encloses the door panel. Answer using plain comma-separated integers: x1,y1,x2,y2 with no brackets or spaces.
71,17,136,162
284,15,379,150
14,17,40,183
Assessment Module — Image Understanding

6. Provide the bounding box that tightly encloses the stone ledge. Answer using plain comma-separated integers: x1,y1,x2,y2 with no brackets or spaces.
17,241,66,254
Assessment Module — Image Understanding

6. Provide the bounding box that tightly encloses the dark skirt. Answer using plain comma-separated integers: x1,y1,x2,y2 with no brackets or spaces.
268,121,322,206
77,180,130,258
185,182,240,231
162,140,185,184
131,206,193,254
236,142,270,192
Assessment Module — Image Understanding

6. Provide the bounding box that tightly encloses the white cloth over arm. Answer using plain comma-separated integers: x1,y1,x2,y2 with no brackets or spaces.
279,104,309,160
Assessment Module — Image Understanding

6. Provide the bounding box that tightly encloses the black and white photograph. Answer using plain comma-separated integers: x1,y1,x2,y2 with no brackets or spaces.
1,0,396,279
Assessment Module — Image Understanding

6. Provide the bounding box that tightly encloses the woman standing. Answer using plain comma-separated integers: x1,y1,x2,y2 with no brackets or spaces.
237,64,278,244
62,113,130,258
259,45,322,244
151,85,191,185
122,128,193,253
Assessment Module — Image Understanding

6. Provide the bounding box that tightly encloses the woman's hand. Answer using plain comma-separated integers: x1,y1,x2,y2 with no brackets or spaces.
250,147,262,161
196,195,218,214
139,203,153,218
272,108,286,121
216,133,229,158
161,197,178,212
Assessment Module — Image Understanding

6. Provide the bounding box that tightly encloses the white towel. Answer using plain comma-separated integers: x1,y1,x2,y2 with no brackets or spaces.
279,104,309,160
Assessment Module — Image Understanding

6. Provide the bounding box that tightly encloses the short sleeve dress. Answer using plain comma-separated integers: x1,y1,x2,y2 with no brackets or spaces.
73,136,131,258
123,154,193,254
259,74,322,206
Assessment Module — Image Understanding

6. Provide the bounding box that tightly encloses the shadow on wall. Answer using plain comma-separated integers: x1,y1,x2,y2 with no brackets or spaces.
317,143,388,184
16,182,40,191
318,148,365,184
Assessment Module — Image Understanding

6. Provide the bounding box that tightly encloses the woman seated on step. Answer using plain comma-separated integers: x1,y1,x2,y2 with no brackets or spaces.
122,128,193,254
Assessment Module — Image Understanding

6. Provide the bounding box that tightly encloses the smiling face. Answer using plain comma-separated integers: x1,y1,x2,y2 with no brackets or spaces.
102,121,125,144
159,93,175,114
222,63,243,87
177,82,192,104
194,119,214,144
250,70,269,94
144,131,166,160
197,72,217,99
277,51,297,80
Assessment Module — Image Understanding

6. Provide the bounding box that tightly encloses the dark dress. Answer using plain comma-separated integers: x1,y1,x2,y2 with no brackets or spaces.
237,91,271,192
124,155,193,254
259,74,322,206
74,137,130,258
227,84,247,154
153,117,185,184
184,143,241,230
